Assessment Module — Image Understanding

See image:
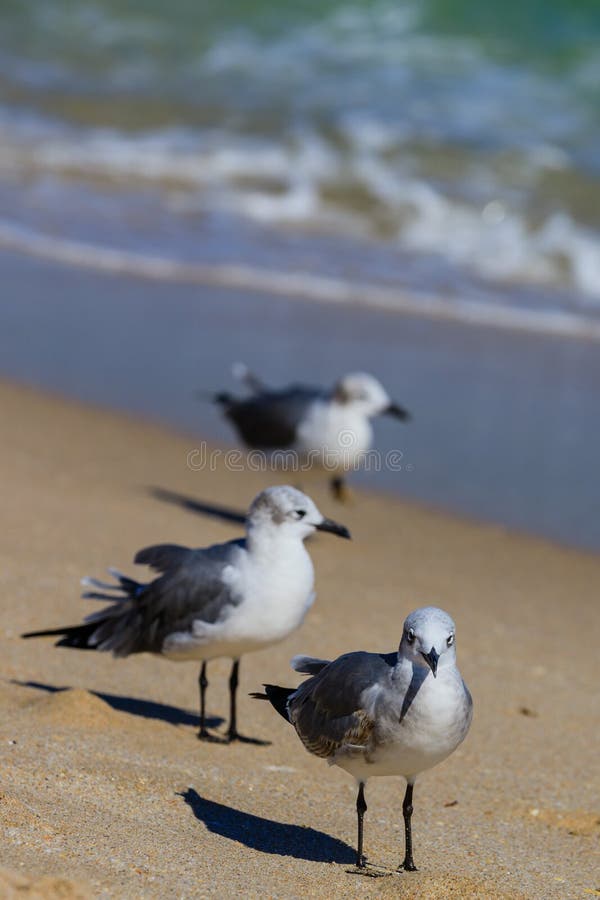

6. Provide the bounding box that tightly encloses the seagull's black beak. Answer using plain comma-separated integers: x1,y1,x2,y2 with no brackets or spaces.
420,647,439,677
315,518,351,540
384,402,411,421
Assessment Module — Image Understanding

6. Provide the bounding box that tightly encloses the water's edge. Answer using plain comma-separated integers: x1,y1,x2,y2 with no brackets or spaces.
2,220,600,342
1,247,599,553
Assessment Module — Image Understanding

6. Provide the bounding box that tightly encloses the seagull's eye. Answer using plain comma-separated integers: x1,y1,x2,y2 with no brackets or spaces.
293,509,307,519
406,628,415,644
447,634,455,647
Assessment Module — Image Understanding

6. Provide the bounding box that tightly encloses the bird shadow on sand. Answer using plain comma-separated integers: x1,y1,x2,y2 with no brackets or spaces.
11,680,224,730
148,487,246,526
179,789,355,863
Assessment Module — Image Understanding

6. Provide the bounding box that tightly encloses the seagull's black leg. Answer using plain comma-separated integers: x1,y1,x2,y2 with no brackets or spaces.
198,661,223,742
331,475,352,503
399,781,418,872
356,781,368,868
226,658,240,742
331,476,345,501
226,659,271,745
197,661,211,739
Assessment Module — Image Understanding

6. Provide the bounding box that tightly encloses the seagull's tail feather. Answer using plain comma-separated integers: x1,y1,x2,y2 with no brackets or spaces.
195,388,226,405
22,570,150,657
290,655,331,675
22,622,101,650
81,569,143,602
232,362,265,393
81,575,122,593
250,684,295,723
108,568,143,595
199,362,265,409
212,391,236,408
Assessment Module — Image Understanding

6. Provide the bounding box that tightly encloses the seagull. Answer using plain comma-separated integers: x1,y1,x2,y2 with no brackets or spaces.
210,364,410,500
253,606,472,869
22,486,350,744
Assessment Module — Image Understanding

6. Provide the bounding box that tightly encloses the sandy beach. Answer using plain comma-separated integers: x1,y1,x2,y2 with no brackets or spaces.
1,379,599,899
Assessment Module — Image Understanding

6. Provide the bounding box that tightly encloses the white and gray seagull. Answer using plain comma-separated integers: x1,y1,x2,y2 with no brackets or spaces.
253,606,472,869
23,486,350,744
210,365,410,500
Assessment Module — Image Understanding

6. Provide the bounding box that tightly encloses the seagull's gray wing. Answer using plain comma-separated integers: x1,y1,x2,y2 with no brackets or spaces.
82,539,247,656
218,385,326,448
291,654,331,675
289,651,397,759
134,543,190,573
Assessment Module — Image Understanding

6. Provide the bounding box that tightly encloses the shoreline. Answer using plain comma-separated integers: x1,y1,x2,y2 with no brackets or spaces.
1,220,600,342
1,380,599,898
5,374,598,564
2,247,600,552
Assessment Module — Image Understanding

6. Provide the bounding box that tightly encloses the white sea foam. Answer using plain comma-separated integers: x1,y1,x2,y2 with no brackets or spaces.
537,215,600,301
1,0,599,304
0,107,599,301
1,218,599,342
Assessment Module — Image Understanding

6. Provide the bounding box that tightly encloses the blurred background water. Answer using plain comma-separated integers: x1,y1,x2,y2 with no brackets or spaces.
1,1,600,551
1,0,600,317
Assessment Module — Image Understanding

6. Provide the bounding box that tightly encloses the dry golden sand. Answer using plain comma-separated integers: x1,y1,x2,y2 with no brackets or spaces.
1,380,599,899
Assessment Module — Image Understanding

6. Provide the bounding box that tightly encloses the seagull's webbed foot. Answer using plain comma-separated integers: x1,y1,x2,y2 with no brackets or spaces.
226,730,271,746
398,858,418,873
197,729,229,744
346,859,390,878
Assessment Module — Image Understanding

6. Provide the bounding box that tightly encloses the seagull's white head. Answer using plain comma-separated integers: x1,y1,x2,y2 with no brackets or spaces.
333,372,409,421
246,486,351,542
399,606,457,677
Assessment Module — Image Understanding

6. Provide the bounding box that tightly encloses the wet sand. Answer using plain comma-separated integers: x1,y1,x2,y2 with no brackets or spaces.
1,380,599,898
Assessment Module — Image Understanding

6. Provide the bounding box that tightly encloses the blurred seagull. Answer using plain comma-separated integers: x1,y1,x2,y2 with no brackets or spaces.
23,486,350,744
253,606,472,869
210,364,410,500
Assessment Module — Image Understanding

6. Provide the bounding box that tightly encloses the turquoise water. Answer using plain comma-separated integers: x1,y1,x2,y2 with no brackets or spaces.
1,0,600,314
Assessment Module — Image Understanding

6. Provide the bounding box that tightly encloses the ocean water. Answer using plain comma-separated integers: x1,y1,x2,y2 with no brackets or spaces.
1,0,600,324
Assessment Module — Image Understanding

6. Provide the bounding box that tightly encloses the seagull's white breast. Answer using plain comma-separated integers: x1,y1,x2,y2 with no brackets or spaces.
334,664,472,781
225,540,315,646
295,400,373,471
162,539,315,662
